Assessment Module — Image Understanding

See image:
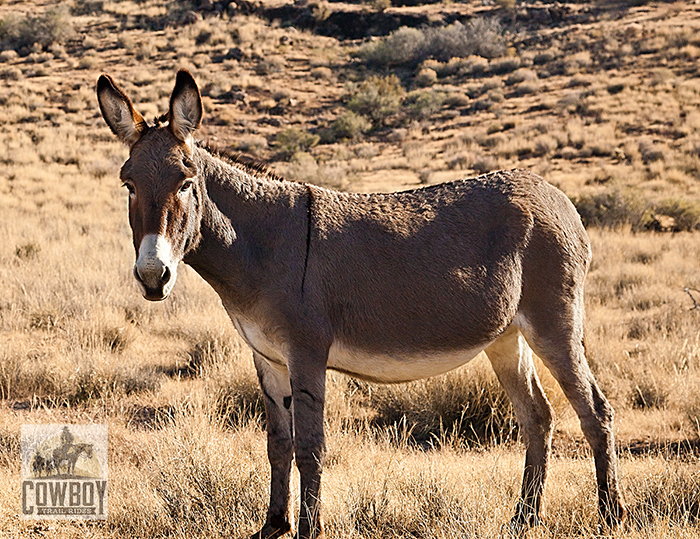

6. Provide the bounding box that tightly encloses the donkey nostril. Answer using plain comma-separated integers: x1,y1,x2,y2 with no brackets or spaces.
162,266,171,285
133,265,144,283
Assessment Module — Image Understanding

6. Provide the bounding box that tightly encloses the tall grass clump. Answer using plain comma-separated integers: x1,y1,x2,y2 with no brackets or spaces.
366,362,517,448
625,464,700,528
0,350,161,406
344,469,472,538
137,422,267,537
359,19,506,69
0,6,73,54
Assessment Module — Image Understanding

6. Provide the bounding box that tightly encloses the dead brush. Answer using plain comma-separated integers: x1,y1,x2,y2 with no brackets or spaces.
625,464,700,529
365,360,518,448
144,421,267,537
209,376,265,430
345,469,471,538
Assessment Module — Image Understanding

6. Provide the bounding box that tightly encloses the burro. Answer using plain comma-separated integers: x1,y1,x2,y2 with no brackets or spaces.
96,69,625,539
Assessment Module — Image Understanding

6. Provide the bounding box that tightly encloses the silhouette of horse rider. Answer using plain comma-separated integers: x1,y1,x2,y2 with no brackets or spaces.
52,427,93,476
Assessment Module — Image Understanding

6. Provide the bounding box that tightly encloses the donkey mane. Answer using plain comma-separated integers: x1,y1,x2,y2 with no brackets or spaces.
196,141,287,185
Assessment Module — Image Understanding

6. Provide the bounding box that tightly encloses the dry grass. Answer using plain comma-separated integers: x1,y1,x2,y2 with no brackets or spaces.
2,0,700,537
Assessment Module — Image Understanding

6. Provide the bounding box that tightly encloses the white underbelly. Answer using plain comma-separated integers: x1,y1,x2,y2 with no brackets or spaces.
327,341,487,383
230,315,488,383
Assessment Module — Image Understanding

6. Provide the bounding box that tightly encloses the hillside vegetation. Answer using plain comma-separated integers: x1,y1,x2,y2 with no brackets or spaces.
1,0,700,537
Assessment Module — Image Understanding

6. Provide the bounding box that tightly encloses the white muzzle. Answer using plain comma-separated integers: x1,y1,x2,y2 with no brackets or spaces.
134,234,178,300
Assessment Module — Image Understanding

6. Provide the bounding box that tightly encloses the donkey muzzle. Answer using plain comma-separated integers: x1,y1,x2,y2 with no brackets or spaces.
134,234,178,301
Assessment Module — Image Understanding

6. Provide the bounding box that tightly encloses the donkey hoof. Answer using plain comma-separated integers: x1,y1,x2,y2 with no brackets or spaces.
250,518,292,539
602,501,627,531
503,511,541,535
294,523,325,539
294,532,325,539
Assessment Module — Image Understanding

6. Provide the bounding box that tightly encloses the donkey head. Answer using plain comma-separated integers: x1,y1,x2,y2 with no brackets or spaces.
97,70,204,301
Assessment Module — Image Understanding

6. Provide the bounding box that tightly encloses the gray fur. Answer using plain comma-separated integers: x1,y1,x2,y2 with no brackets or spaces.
97,70,625,538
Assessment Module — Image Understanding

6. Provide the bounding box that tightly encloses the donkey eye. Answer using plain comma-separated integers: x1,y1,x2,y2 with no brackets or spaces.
179,181,194,194
122,182,135,196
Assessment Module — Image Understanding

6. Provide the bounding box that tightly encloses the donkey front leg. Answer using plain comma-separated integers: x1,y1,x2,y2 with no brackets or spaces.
252,353,294,539
290,348,328,539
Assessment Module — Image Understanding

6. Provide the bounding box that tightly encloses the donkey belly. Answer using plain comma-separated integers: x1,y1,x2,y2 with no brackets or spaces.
232,315,488,383
327,341,489,383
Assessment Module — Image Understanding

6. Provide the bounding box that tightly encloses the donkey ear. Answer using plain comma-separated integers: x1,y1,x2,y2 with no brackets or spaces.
169,69,203,144
96,74,146,147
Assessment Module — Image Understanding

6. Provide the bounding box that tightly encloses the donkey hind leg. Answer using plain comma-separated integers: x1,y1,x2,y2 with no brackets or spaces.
520,313,626,529
485,326,554,529
252,353,294,539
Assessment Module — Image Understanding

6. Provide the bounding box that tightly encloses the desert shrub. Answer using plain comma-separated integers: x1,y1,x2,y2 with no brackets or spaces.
505,68,537,86
414,67,437,87
348,75,405,125
572,190,647,229
147,425,267,537
573,190,700,232
626,465,700,527
629,376,667,409
211,377,265,429
654,198,700,231
235,135,268,156
425,20,505,62
0,6,73,53
639,140,666,163
472,155,498,174
310,66,332,80
532,134,558,157
489,56,521,75
512,81,540,96
278,152,348,190
403,90,446,120
324,111,372,142
346,470,470,538
358,19,505,69
362,0,391,12
366,364,517,448
358,27,426,68
273,127,320,161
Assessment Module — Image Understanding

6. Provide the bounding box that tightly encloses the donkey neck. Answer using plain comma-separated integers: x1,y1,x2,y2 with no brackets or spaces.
183,147,309,314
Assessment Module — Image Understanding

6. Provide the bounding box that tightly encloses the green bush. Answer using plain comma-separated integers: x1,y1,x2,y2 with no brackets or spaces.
325,111,372,142
358,19,506,69
348,75,405,125
654,198,700,231
572,190,647,230
358,27,426,68
573,190,700,231
404,90,446,120
273,127,320,161
426,19,505,62
0,6,73,53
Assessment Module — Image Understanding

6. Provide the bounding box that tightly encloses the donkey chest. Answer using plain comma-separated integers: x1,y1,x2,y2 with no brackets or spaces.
230,317,488,383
